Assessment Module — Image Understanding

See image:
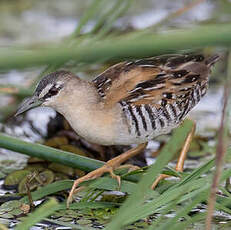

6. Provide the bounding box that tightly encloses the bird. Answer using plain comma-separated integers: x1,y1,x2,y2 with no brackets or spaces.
15,53,219,207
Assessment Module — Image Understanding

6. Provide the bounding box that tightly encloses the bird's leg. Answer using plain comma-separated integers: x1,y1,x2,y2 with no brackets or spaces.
151,122,196,190
67,143,147,207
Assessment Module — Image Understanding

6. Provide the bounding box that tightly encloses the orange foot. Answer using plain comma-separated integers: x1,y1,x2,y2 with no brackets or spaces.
67,143,147,208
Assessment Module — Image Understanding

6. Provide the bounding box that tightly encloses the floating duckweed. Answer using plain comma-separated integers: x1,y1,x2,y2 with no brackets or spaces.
76,219,92,225
0,200,24,218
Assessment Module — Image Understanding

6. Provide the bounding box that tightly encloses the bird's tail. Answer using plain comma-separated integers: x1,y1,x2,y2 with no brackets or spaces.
205,54,220,67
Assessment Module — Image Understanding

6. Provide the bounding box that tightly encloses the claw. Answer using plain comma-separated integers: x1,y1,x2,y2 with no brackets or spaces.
66,195,73,209
67,186,84,208
108,168,121,189
66,165,118,208
151,174,169,190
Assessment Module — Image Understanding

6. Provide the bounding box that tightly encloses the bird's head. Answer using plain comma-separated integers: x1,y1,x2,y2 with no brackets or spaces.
15,70,74,116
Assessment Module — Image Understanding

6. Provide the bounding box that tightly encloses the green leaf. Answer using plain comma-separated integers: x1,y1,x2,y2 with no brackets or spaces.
88,176,137,194
20,180,73,203
106,119,194,229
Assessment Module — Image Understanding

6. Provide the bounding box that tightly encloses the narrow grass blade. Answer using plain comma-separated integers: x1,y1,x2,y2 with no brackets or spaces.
106,119,194,230
153,196,204,230
94,0,131,39
90,0,128,34
72,0,105,37
171,212,206,230
206,52,231,229
121,178,207,225
88,176,136,194
175,158,215,187
20,180,73,203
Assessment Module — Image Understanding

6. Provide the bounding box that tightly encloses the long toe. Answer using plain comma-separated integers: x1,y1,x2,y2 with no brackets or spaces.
66,164,120,207
151,174,169,190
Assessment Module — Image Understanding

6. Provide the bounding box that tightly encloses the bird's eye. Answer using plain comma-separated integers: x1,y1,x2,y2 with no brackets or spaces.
48,87,58,96
49,87,58,94
43,86,59,99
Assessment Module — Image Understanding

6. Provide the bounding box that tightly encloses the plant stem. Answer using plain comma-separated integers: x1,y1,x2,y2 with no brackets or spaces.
0,23,230,71
205,52,231,229
0,132,139,182
0,132,103,172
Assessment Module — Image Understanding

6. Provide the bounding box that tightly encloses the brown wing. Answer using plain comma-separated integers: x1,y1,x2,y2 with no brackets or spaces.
92,60,161,106
92,54,219,110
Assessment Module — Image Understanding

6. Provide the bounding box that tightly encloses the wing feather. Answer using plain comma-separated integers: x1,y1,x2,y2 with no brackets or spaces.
92,54,215,110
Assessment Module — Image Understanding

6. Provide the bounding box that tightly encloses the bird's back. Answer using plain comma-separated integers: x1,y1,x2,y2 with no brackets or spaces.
93,54,219,143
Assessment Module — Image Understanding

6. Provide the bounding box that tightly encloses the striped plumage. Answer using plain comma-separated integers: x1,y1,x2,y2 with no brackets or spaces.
93,54,219,143
16,53,219,146
15,53,219,206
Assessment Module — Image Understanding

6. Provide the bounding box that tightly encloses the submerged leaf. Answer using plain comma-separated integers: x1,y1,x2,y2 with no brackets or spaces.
15,198,60,230
4,170,31,189
18,170,54,194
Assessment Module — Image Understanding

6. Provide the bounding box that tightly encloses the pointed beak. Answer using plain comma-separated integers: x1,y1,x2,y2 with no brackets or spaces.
15,96,43,116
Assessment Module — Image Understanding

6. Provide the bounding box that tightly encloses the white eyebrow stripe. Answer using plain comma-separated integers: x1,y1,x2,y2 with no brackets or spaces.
39,83,53,98
55,81,64,88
